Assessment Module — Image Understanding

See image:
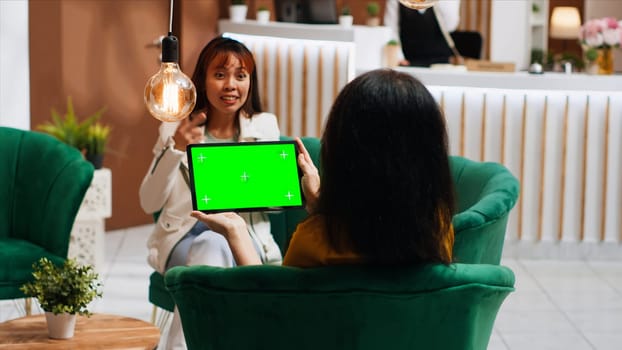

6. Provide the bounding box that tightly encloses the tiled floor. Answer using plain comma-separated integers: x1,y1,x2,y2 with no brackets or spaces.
2,224,622,350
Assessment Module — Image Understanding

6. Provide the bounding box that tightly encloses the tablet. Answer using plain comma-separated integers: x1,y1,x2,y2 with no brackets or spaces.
187,141,304,213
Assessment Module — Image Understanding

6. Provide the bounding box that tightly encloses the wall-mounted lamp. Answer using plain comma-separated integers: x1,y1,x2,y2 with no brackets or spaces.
144,0,196,122
550,6,581,40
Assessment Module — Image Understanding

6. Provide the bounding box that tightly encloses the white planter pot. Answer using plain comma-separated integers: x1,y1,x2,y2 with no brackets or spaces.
257,10,270,24
339,15,353,28
45,312,77,339
230,5,248,23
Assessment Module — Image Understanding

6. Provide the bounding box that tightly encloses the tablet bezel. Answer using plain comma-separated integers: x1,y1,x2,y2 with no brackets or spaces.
186,140,305,213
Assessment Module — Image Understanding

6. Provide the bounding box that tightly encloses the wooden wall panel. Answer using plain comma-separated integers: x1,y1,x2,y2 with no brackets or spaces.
29,0,223,230
459,0,491,59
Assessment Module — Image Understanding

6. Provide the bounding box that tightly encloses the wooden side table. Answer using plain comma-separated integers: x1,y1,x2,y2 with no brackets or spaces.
0,313,159,349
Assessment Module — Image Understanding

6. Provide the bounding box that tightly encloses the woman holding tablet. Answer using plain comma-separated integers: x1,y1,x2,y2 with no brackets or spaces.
192,69,455,267
139,36,282,349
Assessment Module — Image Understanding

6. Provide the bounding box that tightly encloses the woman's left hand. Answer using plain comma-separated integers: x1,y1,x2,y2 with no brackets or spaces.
190,211,262,265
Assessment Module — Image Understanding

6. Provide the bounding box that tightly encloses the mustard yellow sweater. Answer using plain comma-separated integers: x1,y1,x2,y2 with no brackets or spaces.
283,214,454,267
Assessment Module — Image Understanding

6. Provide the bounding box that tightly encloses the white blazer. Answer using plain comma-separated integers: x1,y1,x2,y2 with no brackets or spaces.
139,112,282,273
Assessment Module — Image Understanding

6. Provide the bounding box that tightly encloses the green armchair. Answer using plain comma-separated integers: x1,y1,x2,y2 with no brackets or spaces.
165,262,514,350
0,127,94,304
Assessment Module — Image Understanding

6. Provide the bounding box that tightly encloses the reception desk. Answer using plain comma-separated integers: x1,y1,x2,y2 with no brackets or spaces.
397,68,622,259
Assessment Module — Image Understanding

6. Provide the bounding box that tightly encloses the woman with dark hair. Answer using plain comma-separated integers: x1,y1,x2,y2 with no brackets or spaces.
192,69,455,267
139,36,281,349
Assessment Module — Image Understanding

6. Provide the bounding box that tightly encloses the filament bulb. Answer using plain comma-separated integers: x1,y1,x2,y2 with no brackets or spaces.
144,35,196,122
398,0,438,10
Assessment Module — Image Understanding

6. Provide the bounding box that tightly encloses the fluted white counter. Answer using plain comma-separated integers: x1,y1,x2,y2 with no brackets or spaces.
396,69,622,259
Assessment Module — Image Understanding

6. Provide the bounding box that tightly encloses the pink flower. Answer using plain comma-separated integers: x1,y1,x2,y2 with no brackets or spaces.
603,17,619,29
580,17,621,49
603,28,620,46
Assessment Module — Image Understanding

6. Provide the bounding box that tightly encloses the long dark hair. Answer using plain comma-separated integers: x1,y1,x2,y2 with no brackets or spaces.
317,69,455,265
190,36,262,118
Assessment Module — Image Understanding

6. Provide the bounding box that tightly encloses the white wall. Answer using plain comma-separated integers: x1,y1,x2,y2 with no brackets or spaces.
490,0,530,70
0,0,30,130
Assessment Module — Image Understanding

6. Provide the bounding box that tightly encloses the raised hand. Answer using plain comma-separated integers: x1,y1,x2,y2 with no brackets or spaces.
172,112,208,151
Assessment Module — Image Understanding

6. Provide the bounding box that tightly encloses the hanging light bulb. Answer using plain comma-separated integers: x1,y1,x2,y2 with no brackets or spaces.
144,0,196,122
398,0,438,10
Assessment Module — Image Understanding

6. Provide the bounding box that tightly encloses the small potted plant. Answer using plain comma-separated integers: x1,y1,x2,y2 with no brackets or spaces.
256,5,270,24
339,6,353,28
20,257,103,339
230,0,248,23
366,2,380,26
384,39,401,67
37,96,109,169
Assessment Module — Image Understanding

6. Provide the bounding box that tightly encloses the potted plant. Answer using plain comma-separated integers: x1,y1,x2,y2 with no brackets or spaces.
36,96,109,169
384,39,401,67
256,5,270,24
20,257,102,339
230,0,247,23
339,6,353,28
366,2,380,26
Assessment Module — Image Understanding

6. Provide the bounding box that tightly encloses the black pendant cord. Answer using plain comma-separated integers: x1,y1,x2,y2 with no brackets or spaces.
168,0,174,36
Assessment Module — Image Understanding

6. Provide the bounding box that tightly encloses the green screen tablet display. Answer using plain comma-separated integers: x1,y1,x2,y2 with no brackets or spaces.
187,141,304,213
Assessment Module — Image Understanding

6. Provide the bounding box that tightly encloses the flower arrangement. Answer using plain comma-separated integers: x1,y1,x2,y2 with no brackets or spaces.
579,17,620,75
579,17,621,49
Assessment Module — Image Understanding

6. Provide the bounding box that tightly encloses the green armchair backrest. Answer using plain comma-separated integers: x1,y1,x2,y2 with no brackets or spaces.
449,156,520,264
166,262,515,350
0,127,94,300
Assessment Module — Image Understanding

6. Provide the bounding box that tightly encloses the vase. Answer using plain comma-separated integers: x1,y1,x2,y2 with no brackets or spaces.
45,312,77,339
229,5,247,23
597,48,614,75
339,15,353,28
